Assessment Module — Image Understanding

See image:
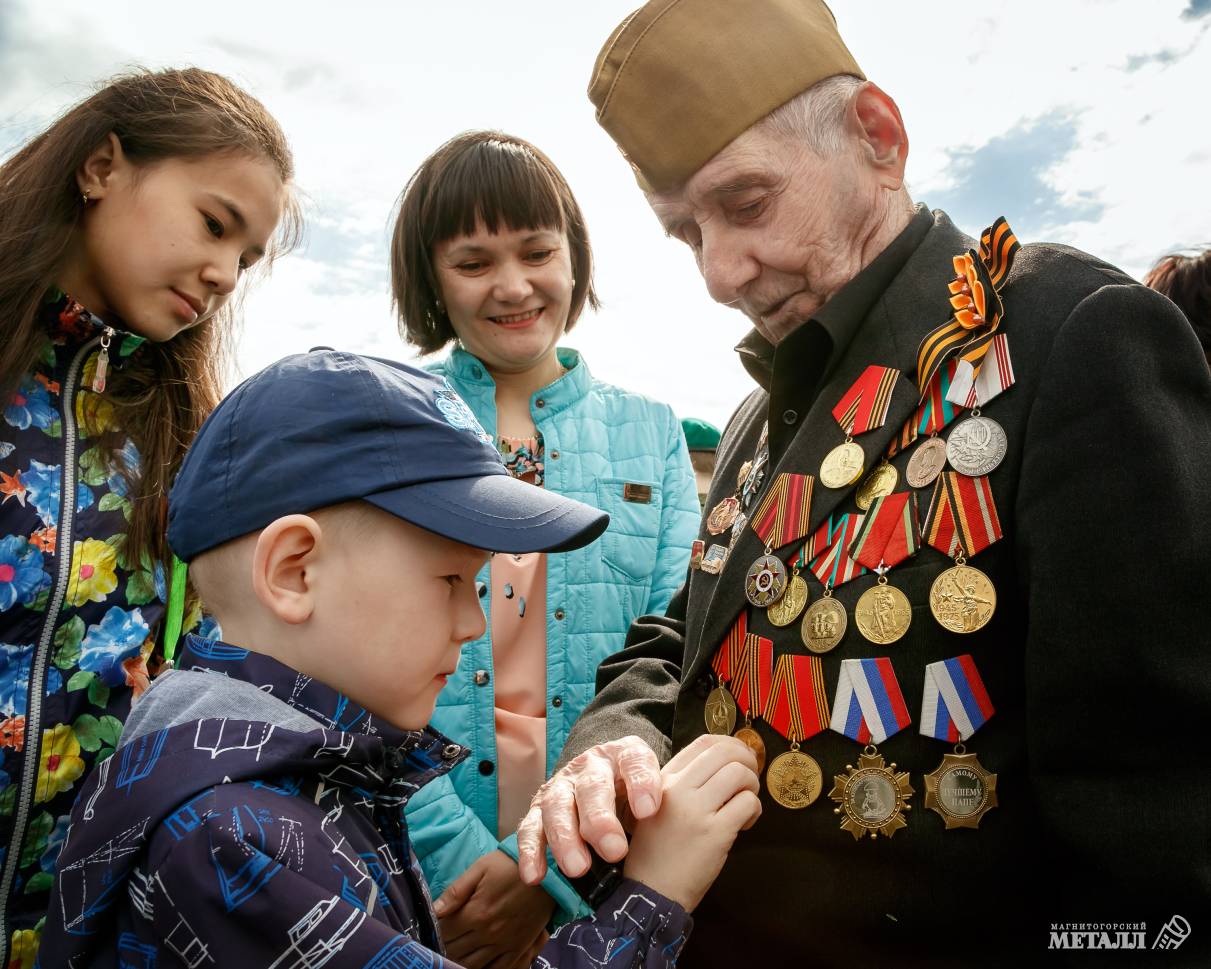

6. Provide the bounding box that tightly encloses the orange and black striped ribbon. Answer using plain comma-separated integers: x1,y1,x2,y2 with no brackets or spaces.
923,472,1003,558
749,473,814,550
731,633,773,720
916,217,1020,393
831,365,900,436
711,610,747,685
766,654,829,744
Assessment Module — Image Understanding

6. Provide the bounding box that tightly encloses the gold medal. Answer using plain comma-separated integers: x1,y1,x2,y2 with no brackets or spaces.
929,561,996,634
819,439,865,490
829,747,913,840
707,496,740,535
855,462,899,511
744,553,787,608
924,746,998,829
906,436,947,488
766,747,822,810
801,593,846,653
704,685,738,736
733,725,766,775
767,571,808,627
854,577,912,645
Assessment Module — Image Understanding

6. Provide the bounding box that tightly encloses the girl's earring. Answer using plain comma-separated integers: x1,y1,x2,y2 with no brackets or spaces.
81,189,90,206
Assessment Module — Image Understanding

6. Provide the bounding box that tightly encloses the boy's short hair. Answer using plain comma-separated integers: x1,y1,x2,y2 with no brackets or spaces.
390,130,601,354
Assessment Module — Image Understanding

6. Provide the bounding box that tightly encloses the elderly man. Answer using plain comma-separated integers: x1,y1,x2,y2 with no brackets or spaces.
518,1,1211,964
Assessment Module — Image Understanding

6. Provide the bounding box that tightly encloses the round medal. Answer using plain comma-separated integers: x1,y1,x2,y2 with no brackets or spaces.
924,749,998,830
906,436,948,488
855,462,900,511
854,580,912,644
704,686,738,736
929,563,997,633
801,596,847,653
828,749,914,840
945,414,1008,476
733,726,766,775
819,440,865,489
767,750,823,810
767,573,809,627
707,496,740,535
744,554,788,608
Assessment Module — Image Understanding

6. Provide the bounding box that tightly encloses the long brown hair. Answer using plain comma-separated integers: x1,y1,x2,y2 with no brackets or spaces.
390,130,599,354
0,67,302,574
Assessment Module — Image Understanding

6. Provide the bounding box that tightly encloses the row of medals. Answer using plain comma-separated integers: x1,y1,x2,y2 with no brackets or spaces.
702,409,1006,831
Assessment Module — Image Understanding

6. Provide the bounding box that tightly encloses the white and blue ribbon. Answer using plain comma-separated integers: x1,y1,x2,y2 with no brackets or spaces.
829,657,911,744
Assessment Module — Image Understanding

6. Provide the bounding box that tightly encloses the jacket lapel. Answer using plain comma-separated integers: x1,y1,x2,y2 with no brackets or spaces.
686,211,977,683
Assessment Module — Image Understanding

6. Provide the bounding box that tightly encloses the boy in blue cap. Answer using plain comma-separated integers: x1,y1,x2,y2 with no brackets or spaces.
39,351,760,967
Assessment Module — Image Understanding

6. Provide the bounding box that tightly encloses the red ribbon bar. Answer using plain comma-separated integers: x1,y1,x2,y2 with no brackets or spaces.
849,491,920,572
731,633,773,720
766,653,829,743
749,473,814,550
711,610,748,684
924,472,1003,558
831,365,900,437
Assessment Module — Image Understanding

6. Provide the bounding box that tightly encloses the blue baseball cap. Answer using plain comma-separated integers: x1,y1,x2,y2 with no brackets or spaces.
167,350,609,560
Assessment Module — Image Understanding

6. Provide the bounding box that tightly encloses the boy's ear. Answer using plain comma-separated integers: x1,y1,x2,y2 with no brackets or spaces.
76,132,127,201
251,515,322,625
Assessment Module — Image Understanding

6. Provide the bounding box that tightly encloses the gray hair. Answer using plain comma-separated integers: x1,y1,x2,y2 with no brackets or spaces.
756,74,865,156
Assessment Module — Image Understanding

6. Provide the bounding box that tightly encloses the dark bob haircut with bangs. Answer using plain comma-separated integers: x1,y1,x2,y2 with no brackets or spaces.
391,130,600,354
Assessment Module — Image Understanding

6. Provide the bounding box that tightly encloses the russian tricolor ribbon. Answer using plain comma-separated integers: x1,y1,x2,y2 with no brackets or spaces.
849,492,920,572
806,513,868,588
830,657,912,744
920,655,995,742
731,633,773,720
831,365,900,437
766,653,829,744
711,610,747,685
946,332,1016,408
916,217,1020,393
749,472,814,550
923,473,1003,558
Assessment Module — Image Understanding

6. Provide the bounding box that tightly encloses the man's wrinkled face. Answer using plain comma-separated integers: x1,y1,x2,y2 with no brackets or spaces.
648,125,879,345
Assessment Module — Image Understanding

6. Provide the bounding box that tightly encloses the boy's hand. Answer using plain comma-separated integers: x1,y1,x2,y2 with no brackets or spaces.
433,850,555,968
622,734,762,912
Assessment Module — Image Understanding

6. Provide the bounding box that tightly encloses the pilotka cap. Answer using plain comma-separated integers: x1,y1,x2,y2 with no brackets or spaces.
588,0,865,192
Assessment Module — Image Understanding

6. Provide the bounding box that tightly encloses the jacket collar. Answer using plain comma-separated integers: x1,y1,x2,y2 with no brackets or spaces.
41,288,146,350
445,345,592,419
177,634,467,797
689,208,977,679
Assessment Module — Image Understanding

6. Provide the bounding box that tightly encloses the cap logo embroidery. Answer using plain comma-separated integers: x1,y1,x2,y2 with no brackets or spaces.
435,384,492,444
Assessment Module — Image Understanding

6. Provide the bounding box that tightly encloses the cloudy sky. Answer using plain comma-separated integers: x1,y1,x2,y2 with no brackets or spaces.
2,0,1208,428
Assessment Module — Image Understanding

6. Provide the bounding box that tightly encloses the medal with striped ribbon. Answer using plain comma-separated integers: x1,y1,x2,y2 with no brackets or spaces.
796,514,867,653
946,332,1015,409
765,654,829,809
923,473,1002,634
887,358,966,489
747,472,815,615
730,632,773,774
848,492,921,645
705,611,746,735
921,654,999,829
820,365,900,489
827,657,915,840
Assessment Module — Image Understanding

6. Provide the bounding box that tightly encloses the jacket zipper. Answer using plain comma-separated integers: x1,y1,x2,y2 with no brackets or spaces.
0,336,98,958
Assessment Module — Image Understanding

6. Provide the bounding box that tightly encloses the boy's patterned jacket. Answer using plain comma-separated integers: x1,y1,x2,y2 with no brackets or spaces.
0,292,180,965
38,636,691,968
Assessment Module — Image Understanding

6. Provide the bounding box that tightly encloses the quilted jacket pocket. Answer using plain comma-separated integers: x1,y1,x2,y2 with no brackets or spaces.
594,477,662,582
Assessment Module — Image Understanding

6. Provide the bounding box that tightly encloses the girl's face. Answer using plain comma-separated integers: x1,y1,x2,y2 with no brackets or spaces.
432,221,573,375
68,141,286,341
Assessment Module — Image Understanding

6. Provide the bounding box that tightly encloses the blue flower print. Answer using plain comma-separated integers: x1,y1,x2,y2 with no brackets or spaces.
21,460,93,528
44,666,63,697
106,440,140,498
0,536,50,612
3,377,56,432
0,643,34,717
78,606,149,686
40,814,70,873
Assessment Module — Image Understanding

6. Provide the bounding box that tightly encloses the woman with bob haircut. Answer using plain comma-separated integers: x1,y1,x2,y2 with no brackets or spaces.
392,131,699,967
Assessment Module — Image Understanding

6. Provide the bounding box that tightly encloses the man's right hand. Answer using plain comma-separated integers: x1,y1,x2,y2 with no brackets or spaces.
516,736,665,884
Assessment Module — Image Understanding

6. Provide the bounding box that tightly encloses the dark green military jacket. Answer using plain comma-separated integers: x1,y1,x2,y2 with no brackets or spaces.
561,208,1211,967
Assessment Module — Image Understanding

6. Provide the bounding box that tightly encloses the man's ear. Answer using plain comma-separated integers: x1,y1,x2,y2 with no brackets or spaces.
251,515,322,625
76,132,128,201
850,82,909,190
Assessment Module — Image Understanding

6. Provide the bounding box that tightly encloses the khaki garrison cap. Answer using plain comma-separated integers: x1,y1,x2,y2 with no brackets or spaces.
588,0,865,193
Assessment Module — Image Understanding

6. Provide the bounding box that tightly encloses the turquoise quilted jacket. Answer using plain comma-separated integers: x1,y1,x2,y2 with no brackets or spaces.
404,346,699,920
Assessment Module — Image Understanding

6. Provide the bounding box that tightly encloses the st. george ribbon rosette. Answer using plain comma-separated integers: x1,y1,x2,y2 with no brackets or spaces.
920,654,995,742
829,657,912,744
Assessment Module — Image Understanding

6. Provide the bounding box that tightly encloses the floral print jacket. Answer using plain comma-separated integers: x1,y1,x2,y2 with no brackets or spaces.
0,291,185,967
